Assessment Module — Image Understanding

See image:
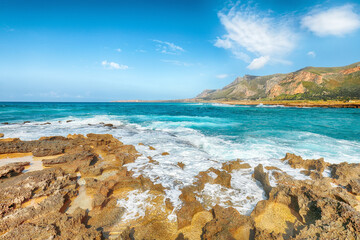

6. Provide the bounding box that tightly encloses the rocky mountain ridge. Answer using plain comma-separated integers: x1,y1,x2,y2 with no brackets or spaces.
197,62,360,101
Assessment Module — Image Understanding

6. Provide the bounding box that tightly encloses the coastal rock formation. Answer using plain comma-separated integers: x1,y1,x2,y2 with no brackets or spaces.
0,162,29,178
0,134,360,239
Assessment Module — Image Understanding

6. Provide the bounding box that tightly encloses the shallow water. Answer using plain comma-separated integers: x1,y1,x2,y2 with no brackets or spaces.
1,102,359,217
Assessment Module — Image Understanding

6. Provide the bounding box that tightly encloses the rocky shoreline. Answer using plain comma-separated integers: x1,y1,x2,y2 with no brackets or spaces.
0,134,359,239
209,100,360,108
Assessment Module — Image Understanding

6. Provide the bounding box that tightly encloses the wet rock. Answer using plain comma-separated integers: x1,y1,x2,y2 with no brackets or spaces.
201,205,254,240
0,133,4,138
161,152,170,156
300,169,323,180
138,175,165,192
282,153,328,173
0,162,30,178
177,162,185,169
23,121,30,124
253,164,272,198
2,122,9,125
149,146,156,150
66,120,73,123
103,123,113,127
265,166,282,171
222,159,251,172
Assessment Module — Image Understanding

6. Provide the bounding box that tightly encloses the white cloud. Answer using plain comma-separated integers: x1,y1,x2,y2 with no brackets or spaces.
216,74,229,79
307,51,316,57
153,40,184,54
215,5,296,69
301,5,360,36
101,60,128,70
115,48,122,52
161,59,192,67
247,56,270,70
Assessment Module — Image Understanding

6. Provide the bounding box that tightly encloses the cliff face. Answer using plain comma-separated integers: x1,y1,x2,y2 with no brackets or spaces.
197,62,360,101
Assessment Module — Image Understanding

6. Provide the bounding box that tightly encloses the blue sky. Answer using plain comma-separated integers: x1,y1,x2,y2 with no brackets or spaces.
1,0,360,101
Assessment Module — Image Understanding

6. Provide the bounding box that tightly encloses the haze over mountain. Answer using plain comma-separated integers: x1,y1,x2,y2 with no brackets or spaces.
196,62,360,101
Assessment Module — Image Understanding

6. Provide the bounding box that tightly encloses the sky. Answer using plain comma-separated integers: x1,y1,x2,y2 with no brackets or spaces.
0,0,360,101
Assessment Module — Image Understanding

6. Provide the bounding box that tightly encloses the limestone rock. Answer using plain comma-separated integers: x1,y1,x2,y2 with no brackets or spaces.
253,164,272,198
282,153,328,173
0,162,29,178
201,205,253,240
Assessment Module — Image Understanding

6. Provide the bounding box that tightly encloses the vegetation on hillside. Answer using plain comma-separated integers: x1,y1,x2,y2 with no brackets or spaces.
274,71,360,101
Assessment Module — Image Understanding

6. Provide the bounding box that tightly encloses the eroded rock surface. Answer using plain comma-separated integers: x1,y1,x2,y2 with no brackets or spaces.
0,162,29,178
0,134,359,240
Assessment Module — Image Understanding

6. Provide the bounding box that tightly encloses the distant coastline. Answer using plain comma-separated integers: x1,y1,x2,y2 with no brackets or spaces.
112,99,360,108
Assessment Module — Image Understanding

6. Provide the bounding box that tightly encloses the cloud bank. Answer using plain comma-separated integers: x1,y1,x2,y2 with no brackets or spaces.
301,5,360,37
101,60,128,70
215,5,296,70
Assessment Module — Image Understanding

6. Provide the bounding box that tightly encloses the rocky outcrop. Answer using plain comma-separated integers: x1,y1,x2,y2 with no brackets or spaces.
1,135,360,239
201,205,254,239
253,164,272,197
222,159,251,172
0,137,71,156
282,153,328,173
329,162,360,195
0,162,29,178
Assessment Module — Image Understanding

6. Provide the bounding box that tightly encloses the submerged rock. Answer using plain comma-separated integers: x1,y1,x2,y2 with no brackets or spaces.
222,159,251,172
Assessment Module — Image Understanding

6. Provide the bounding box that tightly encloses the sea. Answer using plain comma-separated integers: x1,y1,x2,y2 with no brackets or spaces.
1,102,359,219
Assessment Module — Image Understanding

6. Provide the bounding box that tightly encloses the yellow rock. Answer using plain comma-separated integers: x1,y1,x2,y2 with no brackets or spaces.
355,196,360,212
177,211,213,240
252,202,297,234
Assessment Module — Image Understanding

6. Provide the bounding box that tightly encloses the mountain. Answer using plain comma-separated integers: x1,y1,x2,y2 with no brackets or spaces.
196,62,360,101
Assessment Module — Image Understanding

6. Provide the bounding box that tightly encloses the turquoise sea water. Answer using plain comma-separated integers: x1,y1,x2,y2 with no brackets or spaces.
1,102,359,162
1,102,359,215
